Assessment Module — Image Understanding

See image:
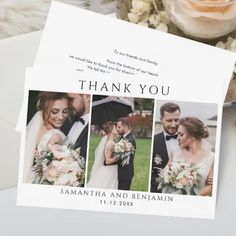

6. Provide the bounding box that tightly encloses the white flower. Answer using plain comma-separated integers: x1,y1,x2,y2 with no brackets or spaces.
127,0,171,34
69,161,80,172
67,173,79,185
32,143,85,187
216,37,236,77
125,141,133,151
157,159,201,194
216,41,225,49
149,14,161,27
44,166,59,182
132,0,151,15
164,174,170,183
71,150,80,160
176,181,183,189
55,173,71,185
114,145,122,153
128,12,140,23
156,23,168,32
154,155,162,165
52,159,70,173
159,11,170,25
49,144,70,159
162,166,170,176
75,147,81,154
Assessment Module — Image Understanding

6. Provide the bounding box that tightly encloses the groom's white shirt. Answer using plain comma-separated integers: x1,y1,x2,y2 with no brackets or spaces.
64,113,89,146
123,131,131,139
163,130,179,157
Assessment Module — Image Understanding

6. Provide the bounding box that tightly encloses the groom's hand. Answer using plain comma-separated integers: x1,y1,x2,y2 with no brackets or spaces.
103,159,119,166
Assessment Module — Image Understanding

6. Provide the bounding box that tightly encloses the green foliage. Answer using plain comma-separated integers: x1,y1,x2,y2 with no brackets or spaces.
134,98,154,112
87,134,152,191
129,114,153,138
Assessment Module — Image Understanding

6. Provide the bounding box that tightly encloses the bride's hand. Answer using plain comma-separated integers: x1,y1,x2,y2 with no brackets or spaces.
206,177,213,186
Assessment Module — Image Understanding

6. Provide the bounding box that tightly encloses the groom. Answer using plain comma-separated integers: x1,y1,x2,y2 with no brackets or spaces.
115,117,136,191
151,102,181,192
61,93,90,159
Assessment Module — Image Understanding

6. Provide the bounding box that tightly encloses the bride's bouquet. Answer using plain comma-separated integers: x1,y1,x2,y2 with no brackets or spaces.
113,139,135,167
31,144,85,187
157,160,202,195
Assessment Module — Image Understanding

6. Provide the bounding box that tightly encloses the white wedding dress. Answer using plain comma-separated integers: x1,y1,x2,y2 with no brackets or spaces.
172,143,214,188
24,111,66,183
87,136,118,189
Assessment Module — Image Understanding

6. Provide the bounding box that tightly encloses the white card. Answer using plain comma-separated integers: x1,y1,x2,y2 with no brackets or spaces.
17,1,236,219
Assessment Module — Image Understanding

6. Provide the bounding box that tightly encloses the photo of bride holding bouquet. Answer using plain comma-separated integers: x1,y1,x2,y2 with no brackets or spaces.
151,101,217,196
23,90,90,187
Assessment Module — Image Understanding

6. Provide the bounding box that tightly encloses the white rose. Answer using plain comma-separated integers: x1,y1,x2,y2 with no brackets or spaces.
69,161,80,172
156,23,168,32
138,21,149,27
44,166,59,182
114,144,123,153
164,174,170,183
49,144,70,159
149,14,161,27
176,181,183,189
160,11,170,25
128,12,140,23
55,173,71,185
132,0,151,15
52,159,70,173
67,173,78,185
154,155,162,165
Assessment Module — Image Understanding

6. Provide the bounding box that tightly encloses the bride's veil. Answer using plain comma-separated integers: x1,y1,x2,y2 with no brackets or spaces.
201,139,212,152
23,111,43,183
89,135,108,180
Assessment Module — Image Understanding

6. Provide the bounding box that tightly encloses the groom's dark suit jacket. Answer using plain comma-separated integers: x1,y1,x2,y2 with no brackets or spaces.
118,133,136,181
151,132,169,192
61,117,89,159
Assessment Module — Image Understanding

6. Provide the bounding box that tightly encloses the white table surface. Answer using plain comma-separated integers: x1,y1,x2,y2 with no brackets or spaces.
0,32,236,234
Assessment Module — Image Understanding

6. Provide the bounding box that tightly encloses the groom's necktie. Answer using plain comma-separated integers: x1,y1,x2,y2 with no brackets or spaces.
75,117,85,125
166,134,178,141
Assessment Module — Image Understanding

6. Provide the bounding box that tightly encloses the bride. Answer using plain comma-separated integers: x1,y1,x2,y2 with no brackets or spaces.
168,117,214,196
87,122,119,189
24,91,69,183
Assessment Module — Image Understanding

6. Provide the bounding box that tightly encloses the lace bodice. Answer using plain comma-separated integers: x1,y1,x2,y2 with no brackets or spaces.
172,148,214,188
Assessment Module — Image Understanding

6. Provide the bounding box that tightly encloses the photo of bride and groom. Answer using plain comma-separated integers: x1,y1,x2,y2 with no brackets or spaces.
151,101,217,196
87,96,154,191
23,90,90,187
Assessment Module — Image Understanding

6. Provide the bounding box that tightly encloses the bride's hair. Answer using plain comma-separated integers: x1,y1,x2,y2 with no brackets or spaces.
101,121,114,135
179,117,209,140
37,92,69,125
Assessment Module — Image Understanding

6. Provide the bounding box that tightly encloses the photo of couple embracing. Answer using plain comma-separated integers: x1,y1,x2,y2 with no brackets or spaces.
23,91,90,187
87,118,136,190
151,101,217,196
87,96,154,191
